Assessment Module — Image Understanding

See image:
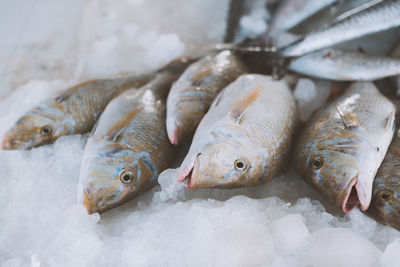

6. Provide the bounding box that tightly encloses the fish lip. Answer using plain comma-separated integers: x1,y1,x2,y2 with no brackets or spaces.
83,189,98,214
1,133,13,150
340,177,358,213
168,127,180,145
178,153,200,189
339,173,370,213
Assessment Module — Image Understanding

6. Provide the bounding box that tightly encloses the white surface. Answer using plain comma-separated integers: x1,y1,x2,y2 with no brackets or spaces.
1,1,400,267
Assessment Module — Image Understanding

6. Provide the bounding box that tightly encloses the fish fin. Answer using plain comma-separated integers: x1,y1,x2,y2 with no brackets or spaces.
211,89,225,109
90,118,100,136
230,86,262,123
385,111,395,132
336,104,360,130
105,107,142,142
55,80,94,102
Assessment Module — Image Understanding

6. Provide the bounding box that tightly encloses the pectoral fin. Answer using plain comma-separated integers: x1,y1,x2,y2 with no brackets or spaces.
230,85,262,124
106,107,142,142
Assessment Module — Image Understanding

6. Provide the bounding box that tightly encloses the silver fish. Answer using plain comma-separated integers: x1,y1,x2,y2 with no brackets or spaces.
268,0,338,37
1,74,154,150
166,50,247,145
281,0,400,57
178,74,297,189
79,60,188,214
292,82,396,213
288,48,400,81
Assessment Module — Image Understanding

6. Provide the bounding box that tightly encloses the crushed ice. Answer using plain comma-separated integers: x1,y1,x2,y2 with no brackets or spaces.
1,1,400,266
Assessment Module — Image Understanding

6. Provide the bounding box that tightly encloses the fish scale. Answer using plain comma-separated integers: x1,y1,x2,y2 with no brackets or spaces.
166,50,247,145
367,130,400,230
1,73,154,150
282,0,400,57
292,82,395,213
79,60,189,214
178,74,297,189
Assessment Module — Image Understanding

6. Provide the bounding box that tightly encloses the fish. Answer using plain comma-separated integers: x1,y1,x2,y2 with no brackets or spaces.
292,82,396,213
79,58,189,214
288,48,400,81
177,74,297,189
367,129,400,230
166,50,247,145
281,0,400,57
268,0,338,37
1,73,154,150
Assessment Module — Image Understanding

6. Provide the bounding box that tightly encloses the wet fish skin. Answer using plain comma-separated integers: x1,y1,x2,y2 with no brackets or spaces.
288,48,400,81
367,130,400,230
1,74,154,150
281,0,400,57
80,60,187,214
268,0,338,37
166,50,247,145
178,74,297,189
292,82,395,213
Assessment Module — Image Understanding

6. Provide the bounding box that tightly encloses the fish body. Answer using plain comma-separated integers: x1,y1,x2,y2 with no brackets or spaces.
166,50,247,145
292,82,395,213
178,74,297,189
288,48,400,81
367,130,400,230
79,63,185,214
268,0,338,36
281,0,400,57
1,74,154,150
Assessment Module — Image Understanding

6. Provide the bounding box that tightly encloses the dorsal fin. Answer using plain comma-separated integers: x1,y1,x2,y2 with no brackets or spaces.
105,107,142,143
230,85,262,123
55,80,95,102
336,104,360,130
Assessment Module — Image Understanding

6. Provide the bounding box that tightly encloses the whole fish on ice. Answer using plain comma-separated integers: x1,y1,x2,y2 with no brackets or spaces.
166,50,247,145
367,129,400,230
292,82,395,213
288,48,400,81
1,74,154,150
281,0,400,57
79,59,188,213
178,74,297,189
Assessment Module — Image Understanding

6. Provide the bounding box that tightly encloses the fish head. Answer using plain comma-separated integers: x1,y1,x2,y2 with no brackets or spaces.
178,135,267,189
1,104,70,150
294,136,375,213
369,178,400,230
80,142,157,214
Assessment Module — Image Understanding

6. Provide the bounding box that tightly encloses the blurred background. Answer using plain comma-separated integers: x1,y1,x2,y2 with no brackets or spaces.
0,0,231,98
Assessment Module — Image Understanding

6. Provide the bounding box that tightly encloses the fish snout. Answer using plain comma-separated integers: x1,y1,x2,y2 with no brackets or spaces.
178,154,200,189
83,189,99,214
167,123,181,145
0,133,20,150
339,174,372,213
1,133,12,150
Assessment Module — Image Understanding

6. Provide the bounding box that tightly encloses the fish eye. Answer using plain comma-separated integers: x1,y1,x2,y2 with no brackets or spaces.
312,157,324,170
379,190,392,201
119,170,135,184
40,126,52,135
234,159,247,171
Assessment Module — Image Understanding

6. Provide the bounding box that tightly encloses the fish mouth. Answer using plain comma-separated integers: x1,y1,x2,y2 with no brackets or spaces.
339,174,370,213
168,126,180,145
178,154,200,189
1,133,15,150
83,189,98,214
